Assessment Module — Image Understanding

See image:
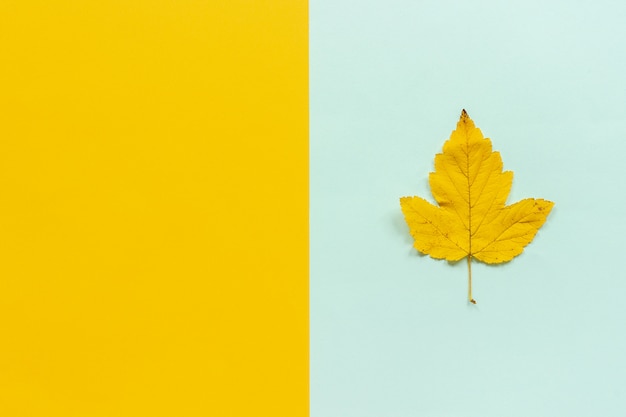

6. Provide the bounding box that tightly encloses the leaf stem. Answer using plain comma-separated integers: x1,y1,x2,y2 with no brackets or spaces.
468,255,476,304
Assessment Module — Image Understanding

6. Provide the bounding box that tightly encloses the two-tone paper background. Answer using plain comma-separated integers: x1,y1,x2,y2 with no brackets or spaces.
2,0,626,416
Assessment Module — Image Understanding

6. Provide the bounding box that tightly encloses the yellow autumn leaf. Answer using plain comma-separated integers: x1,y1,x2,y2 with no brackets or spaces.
400,110,553,303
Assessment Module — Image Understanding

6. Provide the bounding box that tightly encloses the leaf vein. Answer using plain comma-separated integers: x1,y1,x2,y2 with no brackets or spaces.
473,207,542,254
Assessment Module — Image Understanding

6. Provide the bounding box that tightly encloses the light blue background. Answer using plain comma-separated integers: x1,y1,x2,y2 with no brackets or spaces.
310,1,626,416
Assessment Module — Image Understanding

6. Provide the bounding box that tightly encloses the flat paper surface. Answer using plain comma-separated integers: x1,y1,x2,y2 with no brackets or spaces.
0,1,308,415
311,1,626,415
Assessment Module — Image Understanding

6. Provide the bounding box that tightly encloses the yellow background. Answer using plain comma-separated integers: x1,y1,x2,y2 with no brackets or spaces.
0,1,307,415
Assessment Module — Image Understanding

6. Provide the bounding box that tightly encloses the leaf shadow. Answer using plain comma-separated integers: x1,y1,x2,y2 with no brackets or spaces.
391,210,432,258
391,210,411,238
460,257,513,268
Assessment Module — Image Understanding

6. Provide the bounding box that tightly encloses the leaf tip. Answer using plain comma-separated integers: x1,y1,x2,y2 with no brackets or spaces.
461,109,469,119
